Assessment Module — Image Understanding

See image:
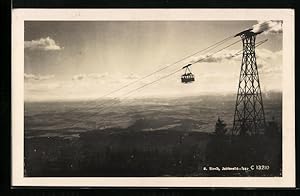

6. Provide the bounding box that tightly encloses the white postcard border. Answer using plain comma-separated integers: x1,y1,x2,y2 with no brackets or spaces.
12,9,295,187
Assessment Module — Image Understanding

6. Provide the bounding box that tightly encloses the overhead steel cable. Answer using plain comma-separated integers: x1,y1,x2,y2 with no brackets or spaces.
97,35,235,97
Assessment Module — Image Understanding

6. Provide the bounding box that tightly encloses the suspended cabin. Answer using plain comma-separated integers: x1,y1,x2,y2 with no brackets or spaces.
181,64,195,83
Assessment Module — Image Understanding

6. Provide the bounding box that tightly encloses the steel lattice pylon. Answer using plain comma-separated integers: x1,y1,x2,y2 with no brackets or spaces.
232,30,266,136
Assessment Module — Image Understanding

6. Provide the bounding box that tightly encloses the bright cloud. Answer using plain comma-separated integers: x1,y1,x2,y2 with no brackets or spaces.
188,50,241,64
187,47,279,65
256,49,282,75
25,37,62,51
72,73,109,81
24,73,55,81
252,20,283,35
71,73,141,84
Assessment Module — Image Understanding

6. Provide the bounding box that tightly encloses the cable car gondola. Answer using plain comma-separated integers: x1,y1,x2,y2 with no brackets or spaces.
181,64,195,83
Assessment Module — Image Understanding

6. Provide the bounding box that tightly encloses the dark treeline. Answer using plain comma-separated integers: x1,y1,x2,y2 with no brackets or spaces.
25,129,281,177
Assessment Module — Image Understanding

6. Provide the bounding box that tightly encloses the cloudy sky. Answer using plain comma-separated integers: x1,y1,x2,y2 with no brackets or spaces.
24,21,282,101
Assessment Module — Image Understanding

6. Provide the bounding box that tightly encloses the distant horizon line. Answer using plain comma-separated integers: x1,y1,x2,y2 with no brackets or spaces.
24,90,282,103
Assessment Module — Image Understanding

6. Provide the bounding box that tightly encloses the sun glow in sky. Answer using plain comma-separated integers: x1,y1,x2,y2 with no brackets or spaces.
24,21,282,101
